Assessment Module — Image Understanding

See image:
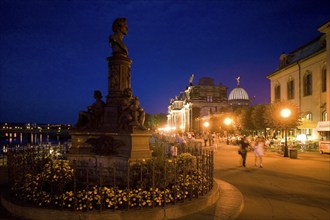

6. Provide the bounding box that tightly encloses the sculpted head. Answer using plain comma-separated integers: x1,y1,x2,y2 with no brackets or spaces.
93,90,102,100
112,18,128,36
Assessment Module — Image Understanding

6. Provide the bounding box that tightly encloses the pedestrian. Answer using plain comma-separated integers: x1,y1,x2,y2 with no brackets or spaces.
208,132,214,146
239,136,249,167
213,133,219,152
203,132,208,147
170,144,178,158
254,137,265,168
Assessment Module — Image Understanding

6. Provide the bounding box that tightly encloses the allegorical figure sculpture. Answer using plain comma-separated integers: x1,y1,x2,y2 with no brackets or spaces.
77,90,105,129
118,88,146,131
235,76,240,86
109,17,128,56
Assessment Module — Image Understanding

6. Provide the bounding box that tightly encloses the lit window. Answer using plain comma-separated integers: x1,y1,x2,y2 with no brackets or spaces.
206,96,213,102
306,113,312,120
322,111,327,121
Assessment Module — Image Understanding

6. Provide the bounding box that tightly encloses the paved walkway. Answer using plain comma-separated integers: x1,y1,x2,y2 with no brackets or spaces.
214,144,330,220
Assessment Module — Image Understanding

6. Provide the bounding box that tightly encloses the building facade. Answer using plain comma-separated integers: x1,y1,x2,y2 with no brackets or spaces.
167,77,228,132
167,76,252,132
267,21,330,141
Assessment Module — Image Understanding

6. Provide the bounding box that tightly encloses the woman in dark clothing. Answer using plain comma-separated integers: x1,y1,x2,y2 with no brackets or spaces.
239,136,249,167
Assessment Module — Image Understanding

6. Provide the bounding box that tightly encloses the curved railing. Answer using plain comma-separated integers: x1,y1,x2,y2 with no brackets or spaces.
6,139,213,212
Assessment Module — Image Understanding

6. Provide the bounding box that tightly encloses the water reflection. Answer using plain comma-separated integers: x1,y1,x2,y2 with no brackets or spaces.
1,132,70,154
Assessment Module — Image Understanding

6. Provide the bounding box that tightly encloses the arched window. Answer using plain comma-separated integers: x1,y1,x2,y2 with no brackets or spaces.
305,112,312,120
303,71,312,96
274,84,281,101
322,67,327,93
322,111,327,121
287,77,294,99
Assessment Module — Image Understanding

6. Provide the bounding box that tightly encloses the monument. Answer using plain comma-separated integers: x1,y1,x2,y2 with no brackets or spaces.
69,18,152,168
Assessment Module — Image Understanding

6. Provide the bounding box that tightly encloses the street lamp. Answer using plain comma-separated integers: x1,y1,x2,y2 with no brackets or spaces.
224,117,232,145
281,108,292,157
203,121,210,146
224,118,232,126
203,121,210,129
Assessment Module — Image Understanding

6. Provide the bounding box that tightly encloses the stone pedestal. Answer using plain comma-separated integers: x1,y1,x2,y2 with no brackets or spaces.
102,104,119,132
106,55,132,104
68,129,152,165
103,55,133,132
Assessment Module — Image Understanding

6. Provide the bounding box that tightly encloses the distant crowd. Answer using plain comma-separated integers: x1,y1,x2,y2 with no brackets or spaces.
150,130,272,160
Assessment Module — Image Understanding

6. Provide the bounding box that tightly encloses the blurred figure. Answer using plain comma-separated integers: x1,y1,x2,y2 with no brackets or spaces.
170,144,178,158
213,133,219,152
254,137,265,168
239,136,249,167
203,132,209,147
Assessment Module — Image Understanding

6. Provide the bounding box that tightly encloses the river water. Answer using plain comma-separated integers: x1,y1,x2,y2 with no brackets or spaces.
0,132,70,154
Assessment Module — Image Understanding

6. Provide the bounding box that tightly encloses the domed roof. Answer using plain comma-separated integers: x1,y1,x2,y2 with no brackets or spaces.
228,86,249,100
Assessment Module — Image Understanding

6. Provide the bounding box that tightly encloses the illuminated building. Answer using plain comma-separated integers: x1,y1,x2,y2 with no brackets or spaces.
167,76,252,132
267,20,330,141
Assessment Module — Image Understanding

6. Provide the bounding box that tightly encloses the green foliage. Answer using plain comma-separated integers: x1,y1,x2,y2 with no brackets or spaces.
145,113,167,130
42,160,74,185
264,101,301,129
237,107,254,131
177,153,194,170
10,152,211,211
251,104,267,130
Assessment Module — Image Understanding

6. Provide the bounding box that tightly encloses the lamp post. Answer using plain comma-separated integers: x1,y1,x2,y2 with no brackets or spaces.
280,108,291,157
203,121,210,146
224,117,232,145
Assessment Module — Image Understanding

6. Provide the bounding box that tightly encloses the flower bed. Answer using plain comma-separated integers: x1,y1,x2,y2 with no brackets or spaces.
8,146,213,212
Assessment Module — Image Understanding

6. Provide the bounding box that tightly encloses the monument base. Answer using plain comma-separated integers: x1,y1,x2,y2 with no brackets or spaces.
68,129,152,185
69,129,152,160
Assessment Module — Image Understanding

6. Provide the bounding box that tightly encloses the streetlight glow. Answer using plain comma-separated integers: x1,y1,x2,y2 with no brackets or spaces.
203,121,210,128
224,117,232,125
281,108,291,118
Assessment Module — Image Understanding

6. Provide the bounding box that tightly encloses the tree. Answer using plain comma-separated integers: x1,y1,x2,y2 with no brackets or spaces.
237,106,254,133
144,113,167,130
251,104,267,130
264,101,301,129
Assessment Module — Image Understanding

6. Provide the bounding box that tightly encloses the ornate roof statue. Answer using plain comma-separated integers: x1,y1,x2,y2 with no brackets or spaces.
235,76,240,87
189,74,194,86
109,17,128,56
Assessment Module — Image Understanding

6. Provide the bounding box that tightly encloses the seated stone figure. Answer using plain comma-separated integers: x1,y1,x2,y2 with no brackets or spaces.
77,90,105,129
118,88,146,131
129,96,146,128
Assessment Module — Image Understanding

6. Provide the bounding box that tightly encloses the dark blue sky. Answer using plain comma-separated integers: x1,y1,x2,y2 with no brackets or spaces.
1,0,329,124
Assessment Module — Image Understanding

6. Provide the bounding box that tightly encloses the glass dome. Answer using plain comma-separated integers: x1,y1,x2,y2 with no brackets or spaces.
228,87,249,100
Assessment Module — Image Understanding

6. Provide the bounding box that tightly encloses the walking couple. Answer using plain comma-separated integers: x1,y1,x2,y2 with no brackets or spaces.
239,136,265,168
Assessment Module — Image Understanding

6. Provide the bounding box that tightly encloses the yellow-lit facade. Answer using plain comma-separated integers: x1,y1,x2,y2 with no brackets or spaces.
267,21,330,141
167,77,228,132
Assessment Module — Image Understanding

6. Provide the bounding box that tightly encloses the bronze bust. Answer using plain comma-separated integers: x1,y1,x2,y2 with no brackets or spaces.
109,17,128,56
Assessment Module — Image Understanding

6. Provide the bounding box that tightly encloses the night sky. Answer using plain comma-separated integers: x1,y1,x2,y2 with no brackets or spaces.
1,0,329,124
